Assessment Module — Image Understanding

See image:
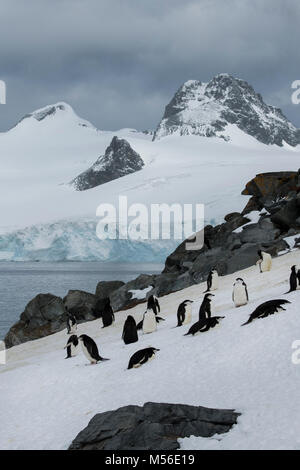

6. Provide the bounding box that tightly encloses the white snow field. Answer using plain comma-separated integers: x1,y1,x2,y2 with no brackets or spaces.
0,102,300,261
1,250,300,450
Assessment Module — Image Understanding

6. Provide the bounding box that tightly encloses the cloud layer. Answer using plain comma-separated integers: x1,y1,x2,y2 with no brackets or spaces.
0,0,299,131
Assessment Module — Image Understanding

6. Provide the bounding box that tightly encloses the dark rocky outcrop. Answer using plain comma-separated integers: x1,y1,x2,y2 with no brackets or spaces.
63,290,96,321
153,74,300,146
71,136,144,190
95,280,125,300
69,402,240,450
4,294,67,348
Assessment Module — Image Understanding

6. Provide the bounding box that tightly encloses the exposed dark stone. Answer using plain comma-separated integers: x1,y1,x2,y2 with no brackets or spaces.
109,274,157,311
69,402,240,450
63,290,96,321
95,280,125,300
71,136,144,190
5,294,66,348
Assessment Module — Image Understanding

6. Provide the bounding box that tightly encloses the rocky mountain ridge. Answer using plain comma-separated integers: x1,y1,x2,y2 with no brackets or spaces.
153,74,300,146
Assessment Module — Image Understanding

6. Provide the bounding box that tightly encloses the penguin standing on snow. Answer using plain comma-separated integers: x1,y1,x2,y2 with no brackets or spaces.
199,293,214,320
256,250,272,273
66,312,77,334
128,347,159,369
241,299,290,326
122,315,138,345
204,269,219,292
147,294,160,315
297,269,300,286
78,334,109,364
101,298,115,328
142,309,157,334
64,334,79,359
285,265,298,293
176,300,193,326
232,278,249,307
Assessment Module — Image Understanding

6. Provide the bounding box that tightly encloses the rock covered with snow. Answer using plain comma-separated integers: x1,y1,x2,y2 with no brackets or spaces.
153,74,300,146
69,402,240,450
71,136,145,190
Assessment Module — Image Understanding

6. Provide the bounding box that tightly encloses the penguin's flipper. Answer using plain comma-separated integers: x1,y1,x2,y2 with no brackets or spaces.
98,357,110,362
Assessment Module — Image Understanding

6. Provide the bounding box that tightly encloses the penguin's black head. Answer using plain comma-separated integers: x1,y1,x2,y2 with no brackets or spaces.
204,293,214,300
78,334,88,341
292,265,296,271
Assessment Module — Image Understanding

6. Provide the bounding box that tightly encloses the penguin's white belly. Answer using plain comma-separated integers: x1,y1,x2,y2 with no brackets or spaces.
81,343,96,363
183,307,192,325
233,286,248,307
143,312,157,334
71,344,79,356
261,253,272,272
211,274,219,290
69,324,77,334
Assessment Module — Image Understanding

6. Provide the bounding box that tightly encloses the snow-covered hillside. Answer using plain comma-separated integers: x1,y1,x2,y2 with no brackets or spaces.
1,250,300,450
0,83,300,261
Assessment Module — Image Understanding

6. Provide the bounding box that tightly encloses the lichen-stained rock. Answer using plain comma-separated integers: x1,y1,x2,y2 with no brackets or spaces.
69,402,240,450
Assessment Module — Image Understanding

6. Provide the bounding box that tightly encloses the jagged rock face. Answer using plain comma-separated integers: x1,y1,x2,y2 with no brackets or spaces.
71,136,144,190
153,74,300,146
69,402,240,450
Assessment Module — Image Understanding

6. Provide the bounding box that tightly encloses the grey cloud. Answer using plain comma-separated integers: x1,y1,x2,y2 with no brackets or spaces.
0,0,300,131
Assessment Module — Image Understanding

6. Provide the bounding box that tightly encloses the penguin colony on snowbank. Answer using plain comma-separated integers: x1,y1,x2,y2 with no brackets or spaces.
64,252,299,369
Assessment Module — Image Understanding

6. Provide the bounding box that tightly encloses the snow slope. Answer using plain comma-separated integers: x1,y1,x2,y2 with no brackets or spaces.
1,101,300,261
1,249,300,450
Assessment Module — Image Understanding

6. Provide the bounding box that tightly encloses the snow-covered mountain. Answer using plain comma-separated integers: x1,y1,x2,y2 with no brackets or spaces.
153,74,300,146
0,76,300,262
71,136,144,191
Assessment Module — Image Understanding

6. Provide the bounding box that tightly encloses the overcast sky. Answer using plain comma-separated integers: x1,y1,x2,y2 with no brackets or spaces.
0,0,300,131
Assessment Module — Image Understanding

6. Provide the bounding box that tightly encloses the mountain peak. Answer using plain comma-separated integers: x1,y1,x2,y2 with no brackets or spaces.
71,136,144,191
153,74,300,146
14,102,95,130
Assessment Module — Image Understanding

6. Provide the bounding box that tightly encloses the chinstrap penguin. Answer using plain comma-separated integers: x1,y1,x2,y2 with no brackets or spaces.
176,300,193,326
241,299,290,326
204,269,219,292
285,265,298,293
256,250,272,273
232,278,249,307
64,334,79,359
122,315,138,345
78,334,109,364
66,312,77,334
128,347,160,369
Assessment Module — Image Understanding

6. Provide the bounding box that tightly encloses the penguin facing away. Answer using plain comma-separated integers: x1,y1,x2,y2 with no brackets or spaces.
199,293,214,321
147,295,160,315
78,334,109,364
241,299,290,326
285,265,298,293
122,315,138,345
256,250,272,273
232,278,249,307
142,309,157,334
101,298,115,328
128,347,160,369
64,334,79,359
66,312,77,334
177,300,193,327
